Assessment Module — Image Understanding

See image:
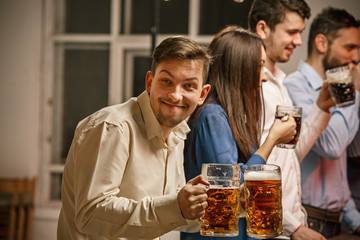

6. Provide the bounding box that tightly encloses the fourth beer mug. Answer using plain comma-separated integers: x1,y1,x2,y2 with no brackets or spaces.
244,164,283,238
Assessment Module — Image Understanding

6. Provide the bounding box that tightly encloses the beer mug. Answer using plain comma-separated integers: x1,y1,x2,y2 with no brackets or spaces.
275,105,302,149
326,65,355,107
244,164,283,238
200,163,241,237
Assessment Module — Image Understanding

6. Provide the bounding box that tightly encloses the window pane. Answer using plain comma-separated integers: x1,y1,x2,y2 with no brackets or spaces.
64,0,111,33
199,0,252,35
121,0,188,34
133,56,152,96
50,172,62,201
53,43,109,164
123,50,152,101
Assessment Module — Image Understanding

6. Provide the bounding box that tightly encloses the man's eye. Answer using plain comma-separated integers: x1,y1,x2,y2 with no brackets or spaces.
161,79,170,84
184,84,195,89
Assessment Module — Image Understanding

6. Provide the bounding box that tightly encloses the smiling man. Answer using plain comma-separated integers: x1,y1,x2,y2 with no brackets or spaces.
248,1,335,239
284,7,360,238
57,36,212,240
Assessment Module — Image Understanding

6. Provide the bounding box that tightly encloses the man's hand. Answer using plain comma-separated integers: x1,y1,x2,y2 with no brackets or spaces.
177,175,209,220
291,225,326,240
316,81,335,112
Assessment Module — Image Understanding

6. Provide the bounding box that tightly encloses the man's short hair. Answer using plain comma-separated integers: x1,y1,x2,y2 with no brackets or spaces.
151,36,212,85
307,7,360,56
248,0,310,33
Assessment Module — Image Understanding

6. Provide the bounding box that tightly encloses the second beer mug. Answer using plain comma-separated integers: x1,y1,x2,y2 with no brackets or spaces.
244,164,283,239
275,105,302,149
200,163,241,237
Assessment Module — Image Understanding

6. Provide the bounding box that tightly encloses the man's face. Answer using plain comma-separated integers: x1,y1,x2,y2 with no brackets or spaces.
323,27,360,70
264,11,305,64
146,59,209,130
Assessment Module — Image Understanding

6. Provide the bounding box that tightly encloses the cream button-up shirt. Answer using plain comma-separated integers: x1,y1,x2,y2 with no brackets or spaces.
260,67,331,238
57,91,195,240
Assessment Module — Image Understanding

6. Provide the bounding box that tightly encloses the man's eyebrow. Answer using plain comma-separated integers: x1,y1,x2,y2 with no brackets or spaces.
159,69,199,82
159,69,173,78
345,43,360,49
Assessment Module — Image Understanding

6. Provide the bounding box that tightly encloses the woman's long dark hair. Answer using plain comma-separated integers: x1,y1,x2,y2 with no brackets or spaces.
189,27,265,164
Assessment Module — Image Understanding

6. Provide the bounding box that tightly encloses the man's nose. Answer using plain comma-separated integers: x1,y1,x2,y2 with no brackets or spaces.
351,49,359,63
168,86,183,101
293,33,303,46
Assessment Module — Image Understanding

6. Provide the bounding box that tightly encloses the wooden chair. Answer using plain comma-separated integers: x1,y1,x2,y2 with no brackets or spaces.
0,178,36,240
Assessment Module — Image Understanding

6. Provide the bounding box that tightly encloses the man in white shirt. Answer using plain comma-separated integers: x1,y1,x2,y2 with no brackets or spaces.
57,36,212,240
248,0,334,239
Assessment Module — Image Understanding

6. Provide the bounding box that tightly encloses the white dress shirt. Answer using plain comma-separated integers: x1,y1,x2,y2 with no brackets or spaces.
260,66,331,237
57,91,197,240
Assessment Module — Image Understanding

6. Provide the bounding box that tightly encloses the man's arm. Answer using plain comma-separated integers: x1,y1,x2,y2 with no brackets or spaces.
285,74,359,159
284,74,332,162
71,122,206,239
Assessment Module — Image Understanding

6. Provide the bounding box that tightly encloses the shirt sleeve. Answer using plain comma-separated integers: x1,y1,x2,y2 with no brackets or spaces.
295,104,331,162
285,74,359,160
71,122,187,239
284,73,331,163
311,103,359,159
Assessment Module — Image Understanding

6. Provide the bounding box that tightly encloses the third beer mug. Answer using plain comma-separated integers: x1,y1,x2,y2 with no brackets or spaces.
200,163,241,237
244,164,283,238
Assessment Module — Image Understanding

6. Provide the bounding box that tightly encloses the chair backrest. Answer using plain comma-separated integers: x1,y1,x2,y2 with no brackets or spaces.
0,178,36,240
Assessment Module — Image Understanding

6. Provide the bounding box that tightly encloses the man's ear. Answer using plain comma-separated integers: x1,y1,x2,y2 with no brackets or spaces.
256,20,270,41
197,84,211,106
145,71,153,93
314,34,328,54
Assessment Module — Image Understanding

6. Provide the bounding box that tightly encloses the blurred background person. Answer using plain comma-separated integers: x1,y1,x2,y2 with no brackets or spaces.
248,0,334,239
283,7,360,238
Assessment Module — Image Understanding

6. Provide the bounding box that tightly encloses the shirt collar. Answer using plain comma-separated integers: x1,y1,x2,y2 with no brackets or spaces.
298,60,323,90
137,91,190,149
264,65,286,83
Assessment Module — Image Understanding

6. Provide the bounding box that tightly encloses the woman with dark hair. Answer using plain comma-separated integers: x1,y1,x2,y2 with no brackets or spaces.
181,27,297,240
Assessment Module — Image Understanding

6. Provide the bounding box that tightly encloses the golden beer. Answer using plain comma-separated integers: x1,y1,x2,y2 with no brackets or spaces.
200,187,240,237
200,163,241,237
244,165,283,238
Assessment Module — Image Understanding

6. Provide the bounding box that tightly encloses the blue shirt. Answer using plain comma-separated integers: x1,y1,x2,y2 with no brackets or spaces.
284,60,360,232
182,102,265,240
347,117,360,211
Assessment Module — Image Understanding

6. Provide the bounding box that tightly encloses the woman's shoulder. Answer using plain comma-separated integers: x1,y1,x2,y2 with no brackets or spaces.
193,102,229,125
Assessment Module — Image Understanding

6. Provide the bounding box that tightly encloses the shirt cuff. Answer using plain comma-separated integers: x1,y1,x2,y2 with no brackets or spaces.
153,193,188,229
247,154,266,165
282,211,303,236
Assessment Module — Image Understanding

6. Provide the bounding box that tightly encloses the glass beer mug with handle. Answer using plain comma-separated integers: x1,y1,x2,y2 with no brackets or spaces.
200,163,241,237
326,64,356,108
244,164,283,239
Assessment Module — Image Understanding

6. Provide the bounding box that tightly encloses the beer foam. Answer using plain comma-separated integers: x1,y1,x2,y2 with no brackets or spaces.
244,171,281,181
